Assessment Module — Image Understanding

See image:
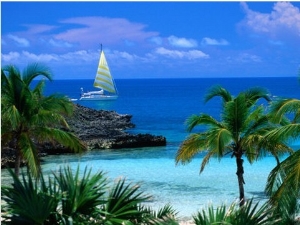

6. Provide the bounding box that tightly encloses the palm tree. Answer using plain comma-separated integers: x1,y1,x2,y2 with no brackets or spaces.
1,63,86,177
264,98,300,223
176,86,293,206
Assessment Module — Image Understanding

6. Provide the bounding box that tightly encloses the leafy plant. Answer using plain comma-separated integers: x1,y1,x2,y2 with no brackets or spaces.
193,199,280,225
52,165,108,222
143,204,179,225
1,168,59,225
2,165,174,225
193,204,227,225
101,179,151,224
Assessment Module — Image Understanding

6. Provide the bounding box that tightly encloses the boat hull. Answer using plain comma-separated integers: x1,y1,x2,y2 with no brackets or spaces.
79,95,118,101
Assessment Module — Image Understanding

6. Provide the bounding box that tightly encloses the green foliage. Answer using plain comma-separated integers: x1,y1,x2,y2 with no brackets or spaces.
102,179,151,224
53,165,108,221
1,63,86,177
176,85,291,205
142,204,179,225
1,165,179,225
1,168,59,225
193,204,227,225
193,199,279,225
226,200,279,225
264,97,300,224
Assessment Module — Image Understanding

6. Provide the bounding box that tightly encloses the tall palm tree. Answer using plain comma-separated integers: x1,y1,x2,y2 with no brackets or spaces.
176,86,293,206
1,63,86,177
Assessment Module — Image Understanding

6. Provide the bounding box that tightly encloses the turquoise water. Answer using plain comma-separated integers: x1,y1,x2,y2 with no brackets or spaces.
2,77,300,219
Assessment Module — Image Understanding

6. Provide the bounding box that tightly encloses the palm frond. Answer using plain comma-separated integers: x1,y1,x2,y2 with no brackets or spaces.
31,108,70,129
176,133,208,165
103,179,151,224
206,127,233,159
1,168,58,224
145,204,179,225
200,151,216,173
40,94,74,116
53,165,108,218
186,114,223,132
222,94,249,138
269,98,300,123
265,124,300,142
193,204,227,225
19,132,41,178
2,105,22,130
22,63,53,85
204,85,232,103
268,190,299,225
227,199,278,225
34,127,86,153
266,150,300,201
243,107,266,134
244,86,271,107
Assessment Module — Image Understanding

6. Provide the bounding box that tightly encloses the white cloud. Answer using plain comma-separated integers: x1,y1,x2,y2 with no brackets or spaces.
49,39,73,48
7,34,30,47
1,50,140,66
59,50,95,62
241,2,300,36
113,51,135,61
55,17,158,48
155,47,208,59
201,37,229,46
22,51,59,62
227,53,262,63
1,52,20,62
1,51,73,64
168,35,198,48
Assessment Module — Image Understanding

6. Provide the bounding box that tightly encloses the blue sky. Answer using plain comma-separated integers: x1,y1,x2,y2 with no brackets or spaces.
1,1,300,79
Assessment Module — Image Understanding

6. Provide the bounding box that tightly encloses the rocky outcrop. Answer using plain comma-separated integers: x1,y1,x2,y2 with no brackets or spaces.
2,104,166,167
63,104,166,151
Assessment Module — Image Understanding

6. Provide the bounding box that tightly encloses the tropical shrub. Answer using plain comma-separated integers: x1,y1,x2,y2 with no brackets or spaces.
1,165,179,225
193,199,280,225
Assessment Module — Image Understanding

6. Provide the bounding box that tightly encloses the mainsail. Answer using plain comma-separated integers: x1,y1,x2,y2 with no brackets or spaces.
93,51,117,94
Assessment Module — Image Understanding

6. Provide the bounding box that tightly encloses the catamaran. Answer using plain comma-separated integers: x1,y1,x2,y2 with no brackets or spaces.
80,47,118,101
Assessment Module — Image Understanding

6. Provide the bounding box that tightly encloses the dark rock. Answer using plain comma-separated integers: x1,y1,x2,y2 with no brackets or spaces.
63,104,166,150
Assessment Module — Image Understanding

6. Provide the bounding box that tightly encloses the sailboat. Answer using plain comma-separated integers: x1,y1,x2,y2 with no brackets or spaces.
80,47,118,101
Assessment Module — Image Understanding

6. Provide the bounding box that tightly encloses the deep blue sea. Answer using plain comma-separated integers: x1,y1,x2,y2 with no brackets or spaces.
2,77,300,219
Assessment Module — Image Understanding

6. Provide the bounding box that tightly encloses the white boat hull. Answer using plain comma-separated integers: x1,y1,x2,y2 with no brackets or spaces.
79,95,118,101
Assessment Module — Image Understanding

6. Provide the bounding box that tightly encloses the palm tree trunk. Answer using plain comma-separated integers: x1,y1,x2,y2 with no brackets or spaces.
10,136,21,177
236,157,245,207
15,148,21,177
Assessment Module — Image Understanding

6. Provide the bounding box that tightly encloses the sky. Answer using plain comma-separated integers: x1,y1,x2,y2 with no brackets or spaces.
1,1,300,79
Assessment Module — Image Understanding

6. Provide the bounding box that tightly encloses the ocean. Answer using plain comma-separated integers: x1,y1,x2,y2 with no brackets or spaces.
2,77,300,219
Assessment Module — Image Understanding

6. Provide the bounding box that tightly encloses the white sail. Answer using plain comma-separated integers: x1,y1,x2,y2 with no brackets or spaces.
93,51,117,94
79,49,118,101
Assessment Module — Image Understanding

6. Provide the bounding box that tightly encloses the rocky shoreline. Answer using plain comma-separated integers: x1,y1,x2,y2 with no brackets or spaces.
1,104,166,168
65,104,166,149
